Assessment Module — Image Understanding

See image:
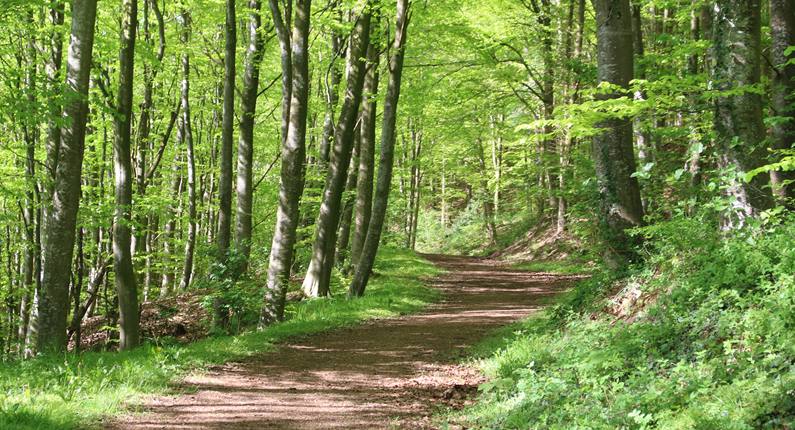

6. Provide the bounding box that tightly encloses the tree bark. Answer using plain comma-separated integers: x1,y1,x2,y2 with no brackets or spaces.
37,0,98,354
350,42,380,268
217,0,236,259
179,10,197,291
712,0,772,225
261,0,311,324
349,0,411,298
591,0,645,268
303,6,372,298
770,0,795,200
320,2,345,165
113,0,140,350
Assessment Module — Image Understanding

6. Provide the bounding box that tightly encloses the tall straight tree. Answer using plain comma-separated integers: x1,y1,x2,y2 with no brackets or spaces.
350,40,380,268
37,0,98,353
302,4,372,298
320,1,345,165
113,0,140,350
769,0,795,200
179,9,197,290
712,0,771,223
590,0,644,268
349,0,411,298
236,0,265,270
261,0,311,324
217,0,236,259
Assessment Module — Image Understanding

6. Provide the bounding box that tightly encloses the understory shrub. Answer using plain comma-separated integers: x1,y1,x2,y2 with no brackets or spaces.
456,215,795,429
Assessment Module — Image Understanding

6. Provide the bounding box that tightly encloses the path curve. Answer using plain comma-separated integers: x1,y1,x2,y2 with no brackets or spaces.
110,254,574,429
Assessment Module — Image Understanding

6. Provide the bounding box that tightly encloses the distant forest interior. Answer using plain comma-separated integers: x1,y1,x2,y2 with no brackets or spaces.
0,0,794,429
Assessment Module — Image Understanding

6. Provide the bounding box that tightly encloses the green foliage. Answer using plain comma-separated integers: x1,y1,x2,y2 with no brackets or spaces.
0,248,440,430
452,217,795,429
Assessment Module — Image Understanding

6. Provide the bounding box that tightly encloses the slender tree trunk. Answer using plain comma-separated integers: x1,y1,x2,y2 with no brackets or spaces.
335,133,360,267
320,2,344,166
235,0,265,272
302,7,372,298
591,0,645,267
476,137,496,244
261,0,311,325
161,150,182,297
177,10,196,291
20,13,39,347
712,0,772,225
113,0,140,350
349,0,411,298
217,0,236,260
350,42,380,268
37,0,98,354
770,0,795,200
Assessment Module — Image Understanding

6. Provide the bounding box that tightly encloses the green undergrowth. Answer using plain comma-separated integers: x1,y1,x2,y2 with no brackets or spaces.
0,247,441,430
449,216,795,429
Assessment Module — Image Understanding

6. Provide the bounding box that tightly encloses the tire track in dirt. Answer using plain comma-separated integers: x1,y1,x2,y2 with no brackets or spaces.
109,254,576,429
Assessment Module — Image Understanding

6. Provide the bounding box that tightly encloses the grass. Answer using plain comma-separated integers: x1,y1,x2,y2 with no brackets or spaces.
0,247,441,430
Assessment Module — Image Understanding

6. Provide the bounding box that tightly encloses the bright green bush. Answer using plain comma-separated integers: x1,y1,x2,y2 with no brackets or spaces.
455,216,795,429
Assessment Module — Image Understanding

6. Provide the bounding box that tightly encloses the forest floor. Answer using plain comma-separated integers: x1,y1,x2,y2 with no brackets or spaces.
109,255,576,429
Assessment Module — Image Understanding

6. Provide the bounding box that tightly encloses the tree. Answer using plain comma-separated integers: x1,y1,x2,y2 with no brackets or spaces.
261,0,312,324
113,0,140,350
350,40,381,268
591,0,644,267
217,0,236,259
179,9,197,291
37,0,99,353
769,0,795,200
303,4,373,298
712,0,771,224
349,0,411,298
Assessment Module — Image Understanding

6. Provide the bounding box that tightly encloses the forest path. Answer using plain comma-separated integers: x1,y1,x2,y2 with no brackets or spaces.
110,254,574,429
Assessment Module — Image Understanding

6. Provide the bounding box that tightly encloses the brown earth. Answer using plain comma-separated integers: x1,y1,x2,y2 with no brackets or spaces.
108,254,576,430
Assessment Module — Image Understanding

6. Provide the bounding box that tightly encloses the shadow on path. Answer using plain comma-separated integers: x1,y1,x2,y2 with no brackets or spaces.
109,254,577,429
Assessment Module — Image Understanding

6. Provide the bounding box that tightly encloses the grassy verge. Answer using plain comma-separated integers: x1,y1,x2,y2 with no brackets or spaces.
0,247,440,430
446,218,795,429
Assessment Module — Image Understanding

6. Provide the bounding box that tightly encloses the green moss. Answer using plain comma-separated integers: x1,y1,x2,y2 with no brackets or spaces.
0,248,440,430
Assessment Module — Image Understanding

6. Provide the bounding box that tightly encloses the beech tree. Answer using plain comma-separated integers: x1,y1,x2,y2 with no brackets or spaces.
37,0,99,354
113,0,139,350
303,4,373,298
349,0,411,298
590,0,644,267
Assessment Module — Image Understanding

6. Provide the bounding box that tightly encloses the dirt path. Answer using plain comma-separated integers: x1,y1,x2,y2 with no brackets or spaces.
110,255,575,429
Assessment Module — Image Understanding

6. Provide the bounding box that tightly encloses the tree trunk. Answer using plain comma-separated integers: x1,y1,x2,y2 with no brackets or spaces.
712,0,772,225
476,138,496,244
179,10,197,290
350,42,380,268
235,0,265,272
217,0,236,259
261,0,311,325
591,0,645,268
349,0,411,298
335,133,360,268
320,2,344,166
113,0,140,350
770,0,795,200
302,7,372,298
37,0,98,354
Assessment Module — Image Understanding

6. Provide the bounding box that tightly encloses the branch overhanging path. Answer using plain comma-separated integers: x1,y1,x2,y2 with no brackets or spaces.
110,255,576,429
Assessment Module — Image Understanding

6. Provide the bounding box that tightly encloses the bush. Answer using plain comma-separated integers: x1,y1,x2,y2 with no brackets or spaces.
454,215,795,429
